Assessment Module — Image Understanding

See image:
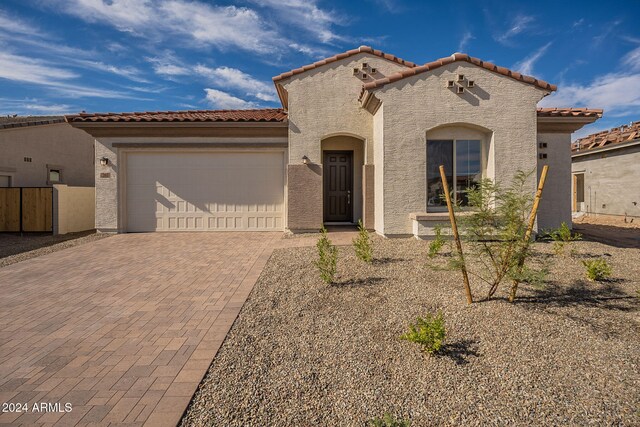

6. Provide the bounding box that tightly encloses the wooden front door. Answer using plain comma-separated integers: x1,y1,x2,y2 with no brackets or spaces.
323,151,353,222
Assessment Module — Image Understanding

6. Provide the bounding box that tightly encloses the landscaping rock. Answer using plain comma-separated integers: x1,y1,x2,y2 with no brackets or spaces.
182,238,640,426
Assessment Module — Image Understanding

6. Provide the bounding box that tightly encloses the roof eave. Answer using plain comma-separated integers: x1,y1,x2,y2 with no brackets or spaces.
537,115,601,133
572,138,640,157
66,120,288,128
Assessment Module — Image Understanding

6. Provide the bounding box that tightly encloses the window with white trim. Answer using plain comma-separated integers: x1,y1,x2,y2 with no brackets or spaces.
427,139,482,209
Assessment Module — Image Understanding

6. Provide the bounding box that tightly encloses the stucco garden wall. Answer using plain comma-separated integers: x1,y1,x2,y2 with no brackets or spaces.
53,184,95,235
537,133,572,231
373,62,547,235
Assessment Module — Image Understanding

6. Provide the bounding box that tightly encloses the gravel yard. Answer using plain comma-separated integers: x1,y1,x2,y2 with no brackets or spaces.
0,231,109,267
182,236,639,426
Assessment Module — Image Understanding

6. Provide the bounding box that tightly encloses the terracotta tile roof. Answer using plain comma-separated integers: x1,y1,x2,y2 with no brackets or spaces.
0,115,64,130
272,45,416,82
572,120,640,152
360,53,557,101
537,108,603,118
65,109,287,123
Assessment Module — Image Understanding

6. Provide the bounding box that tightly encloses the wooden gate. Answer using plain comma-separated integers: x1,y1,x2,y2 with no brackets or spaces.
0,187,53,232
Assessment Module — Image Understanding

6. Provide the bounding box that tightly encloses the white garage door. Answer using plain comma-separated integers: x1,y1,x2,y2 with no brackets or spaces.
126,151,284,232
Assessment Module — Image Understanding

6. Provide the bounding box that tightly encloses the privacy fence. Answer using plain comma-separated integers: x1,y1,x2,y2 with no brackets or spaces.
0,185,94,234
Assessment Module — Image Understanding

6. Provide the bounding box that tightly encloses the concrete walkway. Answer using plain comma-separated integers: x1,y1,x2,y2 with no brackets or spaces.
0,230,356,426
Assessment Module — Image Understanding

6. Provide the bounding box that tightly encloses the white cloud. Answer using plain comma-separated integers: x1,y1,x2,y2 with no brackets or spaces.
252,0,344,44
0,98,75,115
195,65,277,102
0,8,41,37
540,72,640,116
154,64,191,77
0,52,78,85
458,31,474,52
72,59,150,82
0,52,144,99
23,103,74,114
50,0,282,54
204,89,256,109
512,42,552,76
496,14,535,44
622,45,640,71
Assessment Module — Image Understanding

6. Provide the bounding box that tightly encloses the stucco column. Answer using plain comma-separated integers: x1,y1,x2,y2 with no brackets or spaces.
363,164,375,229
287,163,323,232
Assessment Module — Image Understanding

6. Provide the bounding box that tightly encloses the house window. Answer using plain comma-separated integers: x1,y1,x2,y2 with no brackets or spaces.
427,139,482,209
46,165,63,185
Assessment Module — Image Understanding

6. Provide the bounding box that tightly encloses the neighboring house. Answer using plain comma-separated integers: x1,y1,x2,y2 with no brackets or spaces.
571,121,640,221
0,116,95,188
66,46,601,236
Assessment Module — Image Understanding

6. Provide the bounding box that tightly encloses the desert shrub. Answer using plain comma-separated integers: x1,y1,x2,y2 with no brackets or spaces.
400,312,446,354
427,225,446,258
369,413,411,427
545,222,582,255
453,170,547,301
315,227,338,284
353,219,373,263
582,258,612,281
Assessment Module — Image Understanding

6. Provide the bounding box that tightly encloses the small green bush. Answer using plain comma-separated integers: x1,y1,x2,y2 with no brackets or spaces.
353,219,373,263
315,227,338,283
546,222,582,255
369,413,411,427
400,312,446,354
582,258,612,281
427,225,446,258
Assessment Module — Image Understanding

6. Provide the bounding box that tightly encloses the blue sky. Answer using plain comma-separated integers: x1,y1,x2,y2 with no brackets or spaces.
1,0,639,139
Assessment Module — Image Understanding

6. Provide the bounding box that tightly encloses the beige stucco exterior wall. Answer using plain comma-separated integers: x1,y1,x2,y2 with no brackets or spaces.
281,53,409,165
53,184,95,234
0,123,94,187
373,105,385,233
281,53,407,231
373,62,547,235
572,144,640,219
537,133,572,231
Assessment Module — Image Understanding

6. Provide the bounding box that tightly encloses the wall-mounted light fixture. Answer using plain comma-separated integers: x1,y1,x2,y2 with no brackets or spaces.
302,155,310,165
100,157,109,166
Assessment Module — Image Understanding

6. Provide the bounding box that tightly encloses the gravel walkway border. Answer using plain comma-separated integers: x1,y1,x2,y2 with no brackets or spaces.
0,231,110,268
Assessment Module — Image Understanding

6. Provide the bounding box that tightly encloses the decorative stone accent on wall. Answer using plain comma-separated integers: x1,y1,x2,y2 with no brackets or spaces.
287,164,323,232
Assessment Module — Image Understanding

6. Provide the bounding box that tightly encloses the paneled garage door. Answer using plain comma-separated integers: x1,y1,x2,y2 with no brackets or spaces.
125,151,285,232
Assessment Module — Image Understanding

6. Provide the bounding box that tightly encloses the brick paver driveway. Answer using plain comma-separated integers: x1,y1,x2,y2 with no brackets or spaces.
0,232,285,426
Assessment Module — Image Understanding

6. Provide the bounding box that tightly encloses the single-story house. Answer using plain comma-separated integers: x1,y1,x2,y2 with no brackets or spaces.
66,46,602,237
571,121,640,221
0,116,95,188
